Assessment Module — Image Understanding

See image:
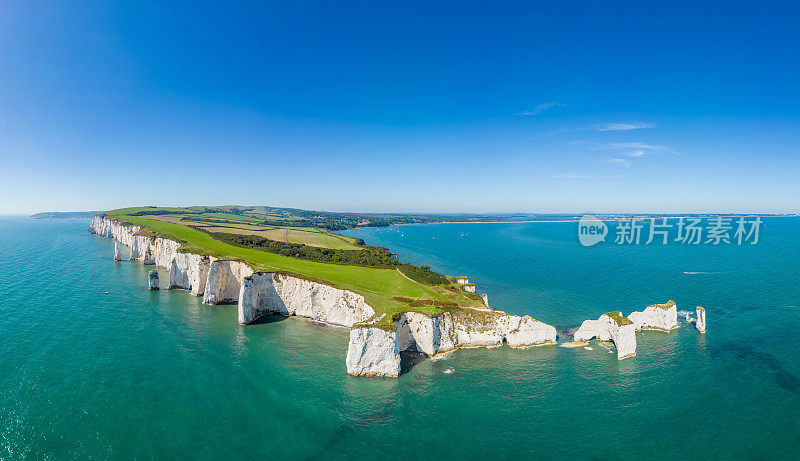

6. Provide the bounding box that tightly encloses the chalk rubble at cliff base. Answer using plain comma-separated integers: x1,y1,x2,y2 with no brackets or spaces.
90,215,557,378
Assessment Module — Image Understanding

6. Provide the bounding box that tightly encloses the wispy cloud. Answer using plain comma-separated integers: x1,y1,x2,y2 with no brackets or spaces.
599,158,632,167
517,102,565,116
626,150,646,157
554,173,629,185
547,121,655,135
594,122,656,131
553,174,593,179
597,142,679,155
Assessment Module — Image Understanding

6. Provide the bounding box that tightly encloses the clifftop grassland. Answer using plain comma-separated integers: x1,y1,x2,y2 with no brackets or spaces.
104,206,487,328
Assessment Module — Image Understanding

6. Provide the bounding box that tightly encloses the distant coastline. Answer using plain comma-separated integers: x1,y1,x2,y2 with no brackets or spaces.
380,213,799,227
31,211,103,219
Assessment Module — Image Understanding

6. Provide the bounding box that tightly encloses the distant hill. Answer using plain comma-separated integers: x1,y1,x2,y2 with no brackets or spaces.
31,211,102,219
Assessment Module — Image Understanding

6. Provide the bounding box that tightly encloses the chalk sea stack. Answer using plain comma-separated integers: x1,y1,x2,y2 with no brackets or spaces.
628,300,679,332
148,270,159,291
696,306,706,333
571,312,636,359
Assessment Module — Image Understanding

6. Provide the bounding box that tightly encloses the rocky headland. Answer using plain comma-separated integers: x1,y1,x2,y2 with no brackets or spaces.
91,213,707,375
90,214,557,377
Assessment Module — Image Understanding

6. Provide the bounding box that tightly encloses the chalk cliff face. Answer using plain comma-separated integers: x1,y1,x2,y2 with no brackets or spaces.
130,236,154,261
169,253,210,296
480,293,489,308
346,309,557,376
238,272,375,326
114,242,121,261
572,314,636,359
506,315,558,348
628,300,679,332
597,314,636,359
395,311,457,356
202,259,254,304
149,238,181,268
696,306,706,333
573,319,599,341
345,327,401,377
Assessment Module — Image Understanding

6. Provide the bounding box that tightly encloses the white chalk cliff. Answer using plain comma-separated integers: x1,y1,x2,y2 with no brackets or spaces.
345,327,401,377
90,214,558,378
169,253,210,296
597,313,636,359
695,306,706,333
628,300,679,332
203,259,254,305
571,312,636,359
345,309,557,376
573,319,599,342
114,242,121,261
238,272,375,326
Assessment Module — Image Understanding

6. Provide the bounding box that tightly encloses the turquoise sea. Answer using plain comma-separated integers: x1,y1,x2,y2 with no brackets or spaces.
2,216,799,459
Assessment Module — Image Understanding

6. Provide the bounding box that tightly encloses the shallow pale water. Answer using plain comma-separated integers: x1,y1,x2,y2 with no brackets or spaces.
2,217,799,459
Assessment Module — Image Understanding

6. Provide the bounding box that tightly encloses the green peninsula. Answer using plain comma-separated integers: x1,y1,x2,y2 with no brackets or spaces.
103,205,486,328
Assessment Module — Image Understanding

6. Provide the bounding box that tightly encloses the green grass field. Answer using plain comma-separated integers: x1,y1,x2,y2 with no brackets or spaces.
105,207,484,327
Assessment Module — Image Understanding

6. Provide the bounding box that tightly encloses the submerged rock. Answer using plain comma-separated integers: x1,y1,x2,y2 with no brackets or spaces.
696,306,706,333
148,270,159,291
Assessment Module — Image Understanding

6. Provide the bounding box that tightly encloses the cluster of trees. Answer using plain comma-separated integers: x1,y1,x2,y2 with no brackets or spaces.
286,210,458,231
207,231,449,285
129,209,189,216
396,264,449,285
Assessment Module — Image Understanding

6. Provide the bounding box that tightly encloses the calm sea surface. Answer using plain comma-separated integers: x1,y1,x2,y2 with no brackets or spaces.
2,216,799,459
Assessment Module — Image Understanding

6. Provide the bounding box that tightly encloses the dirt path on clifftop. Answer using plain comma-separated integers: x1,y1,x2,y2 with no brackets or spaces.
395,268,494,312
395,268,420,284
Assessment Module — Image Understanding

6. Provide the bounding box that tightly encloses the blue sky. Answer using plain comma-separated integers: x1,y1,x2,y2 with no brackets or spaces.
1,0,798,214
